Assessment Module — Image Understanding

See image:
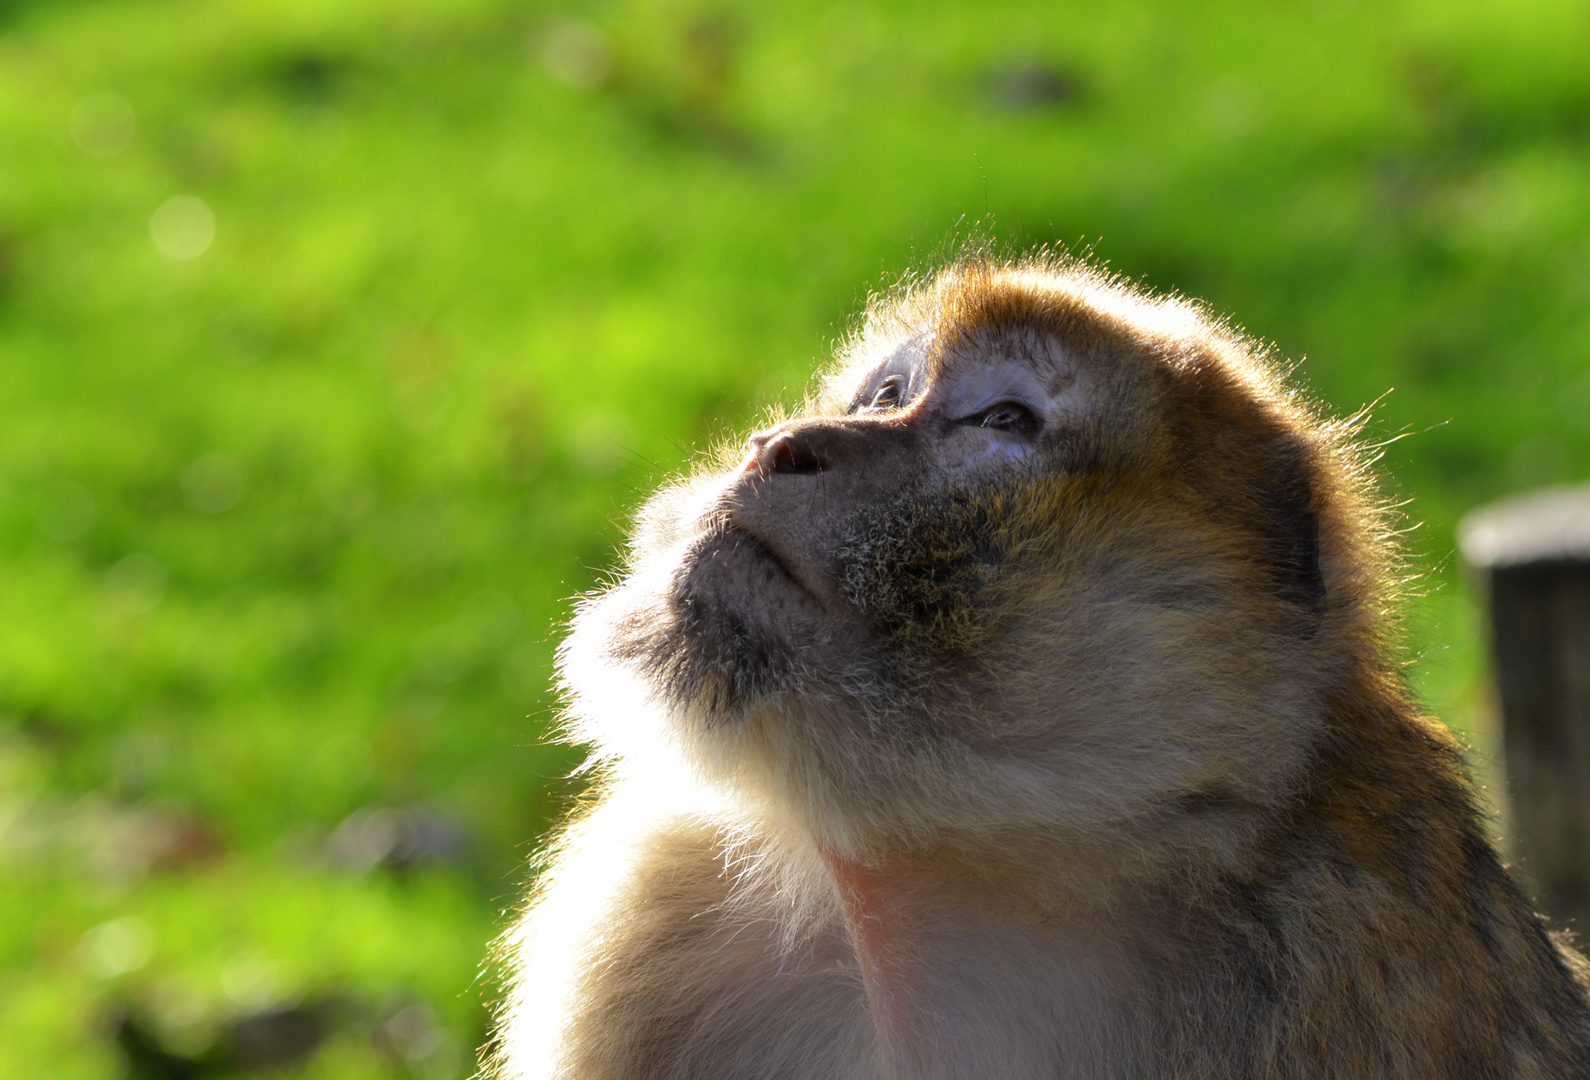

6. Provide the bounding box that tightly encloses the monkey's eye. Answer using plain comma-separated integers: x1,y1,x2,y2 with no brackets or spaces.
867,378,905,410
968,401,1039,436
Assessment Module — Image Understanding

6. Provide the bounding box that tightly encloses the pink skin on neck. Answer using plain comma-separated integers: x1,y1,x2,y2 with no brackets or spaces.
823,851,938,1077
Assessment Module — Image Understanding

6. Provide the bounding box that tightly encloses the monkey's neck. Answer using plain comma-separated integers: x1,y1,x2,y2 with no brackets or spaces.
825,854,927,1072
824,849,1129,1080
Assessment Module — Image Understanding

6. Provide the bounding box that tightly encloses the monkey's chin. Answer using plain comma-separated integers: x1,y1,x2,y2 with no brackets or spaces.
563,530,1064,857
588,524,836,729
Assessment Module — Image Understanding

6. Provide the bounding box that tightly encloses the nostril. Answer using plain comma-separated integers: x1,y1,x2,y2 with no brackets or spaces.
764,433,825,475
773,440,799,473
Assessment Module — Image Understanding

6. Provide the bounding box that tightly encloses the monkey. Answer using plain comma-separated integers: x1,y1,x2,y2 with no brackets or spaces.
487,256,1590,1079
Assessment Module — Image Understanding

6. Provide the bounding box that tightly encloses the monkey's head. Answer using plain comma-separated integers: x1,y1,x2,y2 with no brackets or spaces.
561,259,1389,857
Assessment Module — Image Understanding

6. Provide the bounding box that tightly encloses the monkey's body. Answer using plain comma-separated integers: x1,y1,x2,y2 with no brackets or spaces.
505,719,1590,1078
492,261,1590,1079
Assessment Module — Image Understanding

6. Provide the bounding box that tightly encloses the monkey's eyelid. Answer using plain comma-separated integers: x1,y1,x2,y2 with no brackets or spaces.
956,400,1042,436
852,376,908,413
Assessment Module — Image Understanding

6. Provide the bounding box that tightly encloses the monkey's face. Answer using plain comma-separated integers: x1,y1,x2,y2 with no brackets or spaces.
563,276,1345,853
580,328,1100,712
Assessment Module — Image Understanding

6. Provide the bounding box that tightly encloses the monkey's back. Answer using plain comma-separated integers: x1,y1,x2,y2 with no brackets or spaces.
1154,681,1590,1077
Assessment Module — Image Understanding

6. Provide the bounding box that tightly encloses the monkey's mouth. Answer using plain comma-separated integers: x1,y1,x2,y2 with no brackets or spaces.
701,520,826,609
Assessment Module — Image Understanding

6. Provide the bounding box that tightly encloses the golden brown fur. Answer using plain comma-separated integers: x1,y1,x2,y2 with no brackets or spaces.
489,258,1590,1079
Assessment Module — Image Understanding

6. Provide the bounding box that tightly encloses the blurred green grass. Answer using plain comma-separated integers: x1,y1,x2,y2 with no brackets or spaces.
2,0,1588,1075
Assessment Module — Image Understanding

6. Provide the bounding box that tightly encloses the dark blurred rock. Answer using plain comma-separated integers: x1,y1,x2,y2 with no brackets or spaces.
228,1003,327,1072
981,59,1083,112
324,806,470,873
111,999,333,1078
113,1010,207,1080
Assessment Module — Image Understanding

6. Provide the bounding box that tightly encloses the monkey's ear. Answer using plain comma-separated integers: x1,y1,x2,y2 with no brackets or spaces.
1263,439,1325,609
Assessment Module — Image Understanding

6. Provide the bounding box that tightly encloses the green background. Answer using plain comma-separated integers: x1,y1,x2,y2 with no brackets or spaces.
3,0,1589,1076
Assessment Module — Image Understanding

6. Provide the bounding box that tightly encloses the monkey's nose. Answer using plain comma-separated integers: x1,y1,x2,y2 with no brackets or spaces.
746,430,827,476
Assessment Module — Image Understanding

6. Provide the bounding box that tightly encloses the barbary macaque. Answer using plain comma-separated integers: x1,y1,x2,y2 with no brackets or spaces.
489,258,1590,1078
